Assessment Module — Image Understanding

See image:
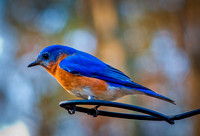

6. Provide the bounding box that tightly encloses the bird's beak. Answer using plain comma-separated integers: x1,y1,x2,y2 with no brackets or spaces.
28,60,40,68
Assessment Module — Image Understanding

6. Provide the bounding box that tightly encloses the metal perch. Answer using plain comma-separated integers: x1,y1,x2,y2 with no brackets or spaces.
59,100,200,125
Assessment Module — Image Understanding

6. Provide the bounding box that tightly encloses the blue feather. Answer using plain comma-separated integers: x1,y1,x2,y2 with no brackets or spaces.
57,45,175,104
59,51,132,83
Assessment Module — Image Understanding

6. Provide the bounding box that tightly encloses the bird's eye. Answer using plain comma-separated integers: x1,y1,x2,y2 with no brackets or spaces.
42,53,49,60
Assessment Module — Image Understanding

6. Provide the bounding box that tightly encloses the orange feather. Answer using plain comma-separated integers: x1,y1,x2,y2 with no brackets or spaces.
44,54,108,98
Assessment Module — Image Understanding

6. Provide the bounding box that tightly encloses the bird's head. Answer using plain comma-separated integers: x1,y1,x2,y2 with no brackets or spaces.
28,45,76,73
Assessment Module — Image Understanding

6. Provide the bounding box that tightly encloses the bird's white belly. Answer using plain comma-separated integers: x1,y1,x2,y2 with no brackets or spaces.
68,85,135,101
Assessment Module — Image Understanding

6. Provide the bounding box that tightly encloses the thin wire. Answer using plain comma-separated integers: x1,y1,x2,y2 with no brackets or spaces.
59,100,200,125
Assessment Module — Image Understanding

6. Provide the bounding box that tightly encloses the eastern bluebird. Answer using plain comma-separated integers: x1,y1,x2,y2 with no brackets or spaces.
28,45,175,104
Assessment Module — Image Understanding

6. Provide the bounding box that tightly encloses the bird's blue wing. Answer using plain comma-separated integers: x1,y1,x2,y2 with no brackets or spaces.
59,51,175,104
59,52,131,84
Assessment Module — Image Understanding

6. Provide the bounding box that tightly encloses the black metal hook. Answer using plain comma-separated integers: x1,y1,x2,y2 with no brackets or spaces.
59,100,200,125
66,105,76,115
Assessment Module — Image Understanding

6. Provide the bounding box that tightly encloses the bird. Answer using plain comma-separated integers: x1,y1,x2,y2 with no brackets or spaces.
28,45,175,104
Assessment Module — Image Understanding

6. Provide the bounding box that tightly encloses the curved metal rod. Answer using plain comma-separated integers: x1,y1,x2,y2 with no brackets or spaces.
59,100,200,125
60,100,172,123
170,109,200,120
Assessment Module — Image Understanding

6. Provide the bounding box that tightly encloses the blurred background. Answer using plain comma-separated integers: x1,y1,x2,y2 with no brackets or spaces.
0,0,199,136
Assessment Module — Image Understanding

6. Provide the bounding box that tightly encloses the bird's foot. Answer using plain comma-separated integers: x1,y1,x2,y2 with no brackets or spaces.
88,96,94,100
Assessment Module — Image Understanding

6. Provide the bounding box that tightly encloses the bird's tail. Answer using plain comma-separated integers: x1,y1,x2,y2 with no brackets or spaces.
126,82,175,105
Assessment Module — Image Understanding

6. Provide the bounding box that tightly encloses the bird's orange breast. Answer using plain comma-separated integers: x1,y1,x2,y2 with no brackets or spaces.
44,54,108,98
55,67,108,95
